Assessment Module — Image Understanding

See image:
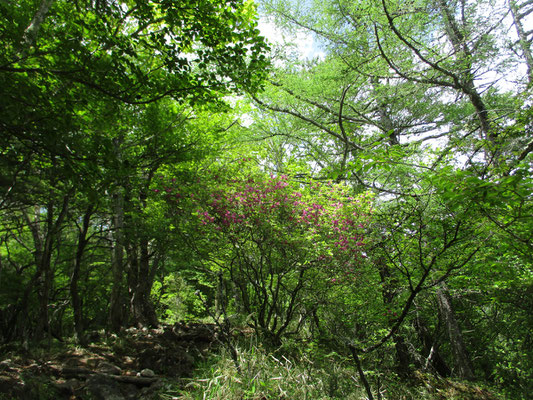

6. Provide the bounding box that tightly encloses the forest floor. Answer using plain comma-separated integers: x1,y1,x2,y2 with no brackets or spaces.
0,323,217,400
0,324,509,400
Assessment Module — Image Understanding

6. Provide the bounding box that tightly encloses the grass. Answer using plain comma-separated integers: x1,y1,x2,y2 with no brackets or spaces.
165,343,366,400
159,339,510,400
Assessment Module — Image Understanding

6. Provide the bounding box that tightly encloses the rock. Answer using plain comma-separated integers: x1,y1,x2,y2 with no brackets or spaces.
0,359,12,371
51,378,81,394
85,375,126,400
139,379,163,398
99,361,122,375
122,383,139,400
140,368,155,377
61,366,95,378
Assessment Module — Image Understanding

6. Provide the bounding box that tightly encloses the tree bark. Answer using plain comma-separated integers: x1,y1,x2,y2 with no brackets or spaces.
509,0,533,86
413,314,451,377
126,184,159,328
70,205,93,344
109,137,126,332
436,283,475,380
377,257,412,377
21,0,55,53
23,193,69,344
127,242,158,327
436,0,493,143
349,345,374,400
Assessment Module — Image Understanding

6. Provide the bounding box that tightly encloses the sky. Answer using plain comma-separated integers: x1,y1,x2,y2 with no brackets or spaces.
257,17,325,62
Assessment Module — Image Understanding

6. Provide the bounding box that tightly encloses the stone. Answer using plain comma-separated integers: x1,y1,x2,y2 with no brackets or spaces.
0,359,12,371
139,368,155,378
85,375,126,400
52,378,80,394
99,361,122,375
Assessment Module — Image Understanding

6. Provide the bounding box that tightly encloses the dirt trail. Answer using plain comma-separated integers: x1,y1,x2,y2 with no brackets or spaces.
0,323,217,399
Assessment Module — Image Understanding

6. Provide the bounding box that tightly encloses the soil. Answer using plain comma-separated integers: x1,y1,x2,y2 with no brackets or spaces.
0,323,218,400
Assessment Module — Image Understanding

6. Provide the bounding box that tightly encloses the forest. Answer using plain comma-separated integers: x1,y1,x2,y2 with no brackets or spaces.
0,0,532,399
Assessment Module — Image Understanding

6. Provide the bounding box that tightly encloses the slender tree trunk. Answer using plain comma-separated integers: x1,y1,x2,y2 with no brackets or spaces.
20,0,55,54
349,346,374,400
137,238,159,326
377,257,412,376
127,182,159,328
70,205,93,344
135,184,159,327
127,241,159,327
436,283,475,380
23,206,45,341
436,0,493,143
413,314,451,377
509,0,533,86
109,137,126,332
127,243,140,325
109,193,125,332
371,77,399,145
39,231,54,347
23,193,69,344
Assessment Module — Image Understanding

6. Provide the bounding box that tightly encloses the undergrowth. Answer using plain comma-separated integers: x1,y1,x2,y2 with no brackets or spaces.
167,343,365,400
160,339,510,400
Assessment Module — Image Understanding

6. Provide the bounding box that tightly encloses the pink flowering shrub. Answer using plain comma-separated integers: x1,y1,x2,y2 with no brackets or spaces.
156,162,373,342
197,174,371,267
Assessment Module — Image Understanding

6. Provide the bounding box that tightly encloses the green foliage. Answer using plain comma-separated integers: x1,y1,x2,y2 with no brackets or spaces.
0,0,270,105
152,272,207,323
0,0,531,398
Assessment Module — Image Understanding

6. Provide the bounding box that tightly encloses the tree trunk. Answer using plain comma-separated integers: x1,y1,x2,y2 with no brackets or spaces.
23,193,69,344
436,0,493,143
509,0,533,86
70,205,93,344
371,77,399,145
126,182,159,328
127,240,159,327
436,283,475,380
109,137,126,332
377,257,412,376
413,314,451,377
20,0,55,53
349,346,374,400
